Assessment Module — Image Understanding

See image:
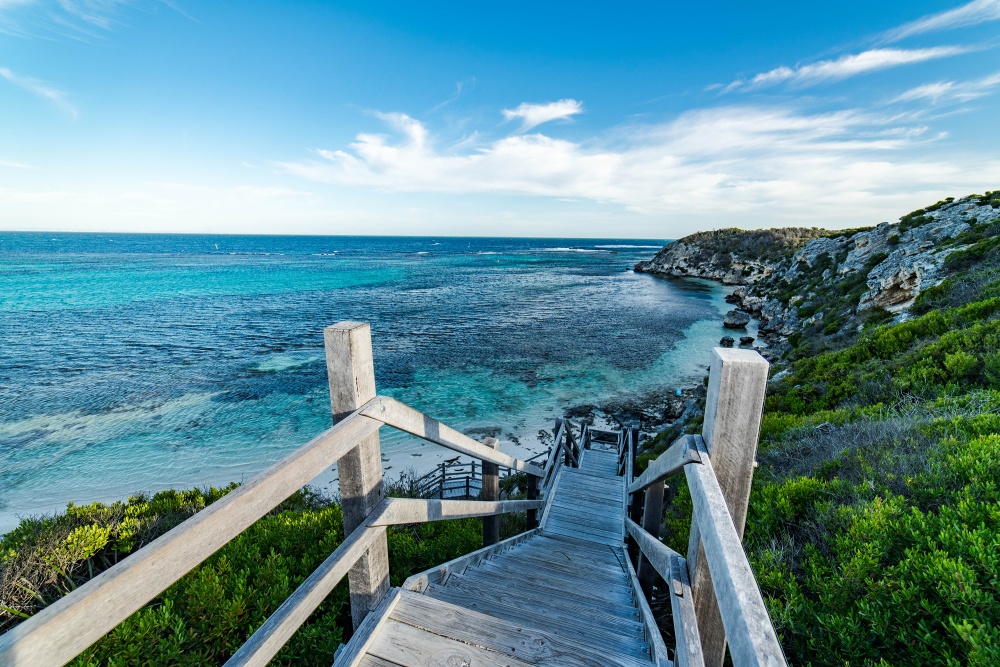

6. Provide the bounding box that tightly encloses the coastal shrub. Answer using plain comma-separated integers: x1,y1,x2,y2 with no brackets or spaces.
944,236,1000,272
2,484,496,666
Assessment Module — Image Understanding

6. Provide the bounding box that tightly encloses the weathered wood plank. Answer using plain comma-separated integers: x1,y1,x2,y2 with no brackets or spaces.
422,586,650,659
356,656,404,667
638,480,666,594
326,322,391,630
501,552,627,582
482,437,500,547
435,575,641,623
544,518,624,541
330,587,401,667
227,523,388,667
472,557,633,596
368,618,538,667
629,434,700,494
392,590,652,667
686,450,786,667
400,529,539,593
623,543,672,667
367,497,544,526
686,348,769,667
624,518,704,667
0,408,381,667
543,523,623,546
466,561,635,605
670,552,706,667
361,396,544,476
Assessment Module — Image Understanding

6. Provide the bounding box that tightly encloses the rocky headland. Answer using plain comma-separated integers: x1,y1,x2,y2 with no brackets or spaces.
635,192,1000,357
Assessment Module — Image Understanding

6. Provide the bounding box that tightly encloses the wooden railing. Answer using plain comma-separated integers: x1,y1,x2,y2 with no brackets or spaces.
0,325,787,667
411,450,549,499
620,348,786,667
0,322,548,667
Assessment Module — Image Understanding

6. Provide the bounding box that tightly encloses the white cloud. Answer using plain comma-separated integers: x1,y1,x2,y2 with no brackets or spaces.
0,66,76,117
724,47,969,92
893,71,1000,103
883,0,1000,43
502,99,583,131
280,102,1000,229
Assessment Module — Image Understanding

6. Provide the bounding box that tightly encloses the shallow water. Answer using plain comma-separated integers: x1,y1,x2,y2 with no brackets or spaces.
0,233,742,532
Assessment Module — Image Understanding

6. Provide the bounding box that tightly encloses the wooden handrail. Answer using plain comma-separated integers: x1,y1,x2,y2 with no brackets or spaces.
628,434,702,494
0,397,554,666
684,441,786,667
361,396,545,476
0,405,382,666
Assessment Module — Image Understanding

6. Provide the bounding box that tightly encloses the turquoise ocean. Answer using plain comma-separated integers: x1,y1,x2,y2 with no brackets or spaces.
0,233,743,532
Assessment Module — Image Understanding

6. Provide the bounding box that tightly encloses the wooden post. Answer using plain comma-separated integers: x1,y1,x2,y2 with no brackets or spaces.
637,481,665,595
324,322,391,631
526,474,539,529
686,348,769,667
482,438,500,547
627,433,642,564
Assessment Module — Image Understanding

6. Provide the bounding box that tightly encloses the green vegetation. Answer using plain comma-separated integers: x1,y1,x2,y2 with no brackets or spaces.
1,480,518,666
639,196,1000,666
673,227,830,263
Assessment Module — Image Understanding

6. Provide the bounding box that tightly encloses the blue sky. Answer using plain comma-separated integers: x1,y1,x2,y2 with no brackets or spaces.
1,1,999,237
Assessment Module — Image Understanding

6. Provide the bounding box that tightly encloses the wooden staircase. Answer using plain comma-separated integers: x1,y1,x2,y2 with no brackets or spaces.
339,446,665,667
1,323,787,667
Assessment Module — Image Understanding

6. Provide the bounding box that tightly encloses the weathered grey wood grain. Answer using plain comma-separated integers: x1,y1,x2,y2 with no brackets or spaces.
669,552,706,667
482,436,500,546
624,518,702,667
361,396,545,476
436,575,641,623
629,434,701,494
226,523,388,667
686,449,786,667
0,408,381,667
368,617,538,667
423,586,649,659
623,540,672,667
330,587,401,667
326,322,390,630
686,347,768,667
637,481,666,594
400,528,539,593
367,497,544,525
539,464,564,530
392,590,652,667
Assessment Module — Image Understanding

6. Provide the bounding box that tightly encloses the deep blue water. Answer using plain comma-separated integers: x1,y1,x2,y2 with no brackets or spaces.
0,233,735,531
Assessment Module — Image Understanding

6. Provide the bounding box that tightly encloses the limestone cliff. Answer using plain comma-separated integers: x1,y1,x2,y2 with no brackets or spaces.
635,192,1000,347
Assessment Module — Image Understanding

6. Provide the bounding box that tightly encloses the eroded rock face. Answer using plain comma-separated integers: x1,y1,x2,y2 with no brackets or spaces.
635,193,1000,345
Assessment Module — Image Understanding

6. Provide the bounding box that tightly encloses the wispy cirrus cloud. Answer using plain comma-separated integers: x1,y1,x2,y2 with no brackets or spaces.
892,71,1000,104
0,0,189,39
0,66,76,117
722,46,969,92
882,0,1000,43
280,100,999,228
502,99,583,132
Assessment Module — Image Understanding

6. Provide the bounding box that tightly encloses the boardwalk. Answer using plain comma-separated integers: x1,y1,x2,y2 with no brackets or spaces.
341,446,660,667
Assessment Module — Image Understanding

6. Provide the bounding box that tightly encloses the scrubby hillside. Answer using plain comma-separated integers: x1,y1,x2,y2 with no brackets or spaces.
643,190,1000,666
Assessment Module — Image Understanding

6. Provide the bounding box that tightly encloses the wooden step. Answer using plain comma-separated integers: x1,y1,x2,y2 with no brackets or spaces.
419,586,651,660
432,575,641,624
464,560,636,606
390,591,653,667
